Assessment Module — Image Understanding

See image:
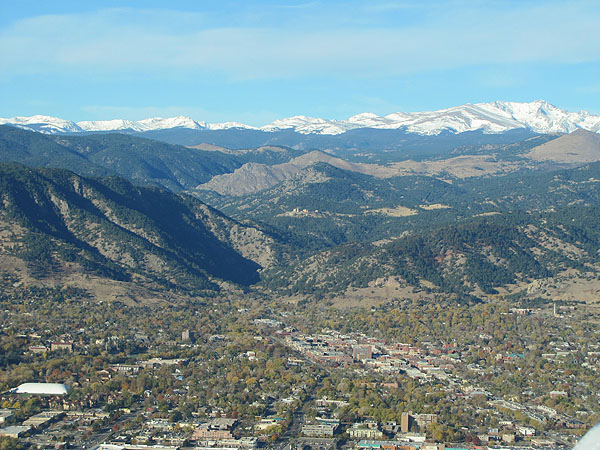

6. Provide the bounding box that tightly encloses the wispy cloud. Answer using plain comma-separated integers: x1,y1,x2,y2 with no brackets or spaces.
1,2,599,81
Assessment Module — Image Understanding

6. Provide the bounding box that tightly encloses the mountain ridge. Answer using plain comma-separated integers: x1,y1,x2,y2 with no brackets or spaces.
3,100,599,137
196,150,399,196
0,125,244,192
0,163,286,300
526,128,600,163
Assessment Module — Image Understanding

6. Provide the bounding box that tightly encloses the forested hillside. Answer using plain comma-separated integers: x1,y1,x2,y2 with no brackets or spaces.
0,126,310,192
3,125,600,305
0,164,285,299
261,206,600,298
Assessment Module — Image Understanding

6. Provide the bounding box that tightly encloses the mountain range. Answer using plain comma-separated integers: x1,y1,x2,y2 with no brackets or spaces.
2,105,600,305
3,100,600,137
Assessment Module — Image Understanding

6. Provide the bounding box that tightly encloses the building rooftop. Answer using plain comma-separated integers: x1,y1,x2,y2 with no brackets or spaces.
0,409,14,418
0,425,32,437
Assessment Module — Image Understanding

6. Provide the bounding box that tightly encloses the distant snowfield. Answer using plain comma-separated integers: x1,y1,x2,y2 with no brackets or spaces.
2,100,600,136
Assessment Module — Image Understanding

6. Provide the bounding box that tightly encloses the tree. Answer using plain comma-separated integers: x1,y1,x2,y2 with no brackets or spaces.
0,437,25,450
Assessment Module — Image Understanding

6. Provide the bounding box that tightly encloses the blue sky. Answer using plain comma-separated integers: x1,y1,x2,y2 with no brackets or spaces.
1,0,599,125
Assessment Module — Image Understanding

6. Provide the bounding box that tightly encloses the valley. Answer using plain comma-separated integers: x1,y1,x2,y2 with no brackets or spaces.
1,103,600,450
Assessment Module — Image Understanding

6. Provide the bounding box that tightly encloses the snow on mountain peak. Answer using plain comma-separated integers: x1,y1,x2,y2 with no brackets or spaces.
77,119,141,132
478,100,593,134
207,122,258,131
348,112,379,121
0,115,82,133
2,101,599,136
261,115,352,134
136,116,205,131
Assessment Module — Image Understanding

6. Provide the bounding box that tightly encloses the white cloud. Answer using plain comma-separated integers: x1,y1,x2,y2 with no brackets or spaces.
1,2,599,80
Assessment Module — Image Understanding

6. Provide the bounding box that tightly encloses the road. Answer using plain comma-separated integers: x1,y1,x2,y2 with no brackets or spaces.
81,410,138,449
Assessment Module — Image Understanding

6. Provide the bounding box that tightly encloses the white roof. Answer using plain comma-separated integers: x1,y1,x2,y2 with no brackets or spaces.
12,383,68,395
0,425,31,436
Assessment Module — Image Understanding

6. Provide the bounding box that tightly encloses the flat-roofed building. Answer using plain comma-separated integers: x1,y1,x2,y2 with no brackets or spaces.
28,346,48,354
356,440,419,450
23,411,65,428
348,424,384,440
302,423,337,437
353,345,373,361
51,342,73,352
0,410,14,424
0,425,31,438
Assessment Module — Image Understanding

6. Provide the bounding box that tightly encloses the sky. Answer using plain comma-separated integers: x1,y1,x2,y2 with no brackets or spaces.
1,0,599,125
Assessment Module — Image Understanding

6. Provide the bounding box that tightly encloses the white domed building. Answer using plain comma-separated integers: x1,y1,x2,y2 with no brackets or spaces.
10,383,68,395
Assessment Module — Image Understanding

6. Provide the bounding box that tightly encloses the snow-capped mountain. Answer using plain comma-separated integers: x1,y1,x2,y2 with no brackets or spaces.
206,122,258,131
262,115,354,135
77,116,207,132
0,115,258,134
77,119,144,132
261,101,600,135
0,115,83,134
2,101,599,136
486,101,600,134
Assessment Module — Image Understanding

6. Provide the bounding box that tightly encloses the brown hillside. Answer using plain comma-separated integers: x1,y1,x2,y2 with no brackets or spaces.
195,150,397,196
527,129,600,163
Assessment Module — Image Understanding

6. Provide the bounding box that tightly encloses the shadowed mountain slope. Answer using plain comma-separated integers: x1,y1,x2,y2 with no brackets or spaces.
0,164,285,298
